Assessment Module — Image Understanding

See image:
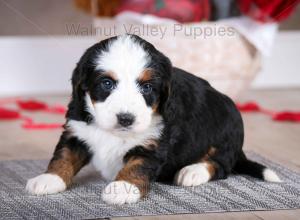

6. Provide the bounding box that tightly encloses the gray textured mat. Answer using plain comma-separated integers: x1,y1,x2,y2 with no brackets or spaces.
1,152,300,219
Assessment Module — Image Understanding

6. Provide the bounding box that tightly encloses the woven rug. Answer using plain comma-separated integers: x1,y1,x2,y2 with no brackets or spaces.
1,152,300,219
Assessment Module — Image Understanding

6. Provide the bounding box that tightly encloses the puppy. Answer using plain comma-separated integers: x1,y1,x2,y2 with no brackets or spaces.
26,34,281,205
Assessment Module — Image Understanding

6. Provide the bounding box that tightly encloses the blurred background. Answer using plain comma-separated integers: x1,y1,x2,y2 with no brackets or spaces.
0,0,299,97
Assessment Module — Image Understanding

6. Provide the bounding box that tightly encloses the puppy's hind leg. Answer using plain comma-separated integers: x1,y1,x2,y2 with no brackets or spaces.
174,146,225,187
174,161,217,186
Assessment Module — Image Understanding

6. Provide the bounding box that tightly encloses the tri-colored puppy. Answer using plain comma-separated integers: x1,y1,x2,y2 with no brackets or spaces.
26,34,281,205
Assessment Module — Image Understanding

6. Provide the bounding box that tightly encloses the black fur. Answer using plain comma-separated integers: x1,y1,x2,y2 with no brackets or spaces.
125,67,249,182
54,34,269,189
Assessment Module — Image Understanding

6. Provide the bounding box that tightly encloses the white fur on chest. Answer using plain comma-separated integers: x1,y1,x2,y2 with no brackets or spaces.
67,116,163,181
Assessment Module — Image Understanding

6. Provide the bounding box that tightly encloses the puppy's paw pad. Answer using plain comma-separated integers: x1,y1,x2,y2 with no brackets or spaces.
175,163,210,186
26,173,66,195
102,181,141,205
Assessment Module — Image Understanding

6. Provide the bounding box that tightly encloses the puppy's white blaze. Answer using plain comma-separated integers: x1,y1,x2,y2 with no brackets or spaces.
91,35,153,132
175,163,211,187
96,35,149,79
89,88,152,132
263,168,282,182
67,117,163,181
26,173,66,195
102,181,141,205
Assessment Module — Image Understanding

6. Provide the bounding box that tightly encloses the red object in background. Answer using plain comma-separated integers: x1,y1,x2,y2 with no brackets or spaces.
237,101,300,123
1,98,300,130
238,0,299,22
116,0,211,22
17,100,47,111
0,107,21,120
236,102,260,112
0,99,66,130
273,112,300,122
21,118,63,130
17,100,66,114
47,105,67,114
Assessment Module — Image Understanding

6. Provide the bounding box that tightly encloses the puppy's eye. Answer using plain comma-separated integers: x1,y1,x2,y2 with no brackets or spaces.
101,78,115,91
140,83,152,95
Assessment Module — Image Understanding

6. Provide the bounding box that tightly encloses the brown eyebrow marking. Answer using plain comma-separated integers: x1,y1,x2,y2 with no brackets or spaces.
138,69,154,82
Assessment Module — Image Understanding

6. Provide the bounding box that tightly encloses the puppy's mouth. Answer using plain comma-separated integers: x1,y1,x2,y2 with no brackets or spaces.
114,125,133,132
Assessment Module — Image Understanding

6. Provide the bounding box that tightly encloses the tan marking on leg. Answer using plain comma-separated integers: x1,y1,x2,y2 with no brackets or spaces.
208,146,217,156
116,158,149,197
198,147,217,180
143,139,159,150
47,148,85,186
205,161,216,177
201,146,217,161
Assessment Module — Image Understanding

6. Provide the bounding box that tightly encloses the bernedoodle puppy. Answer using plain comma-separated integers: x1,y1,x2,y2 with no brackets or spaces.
26,34,281,205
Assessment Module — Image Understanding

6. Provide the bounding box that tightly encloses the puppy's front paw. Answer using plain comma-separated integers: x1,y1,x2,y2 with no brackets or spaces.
174,163,210,186
26,173,66,195
102,181,141,205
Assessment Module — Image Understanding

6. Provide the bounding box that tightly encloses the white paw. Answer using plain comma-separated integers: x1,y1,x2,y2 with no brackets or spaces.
174,163,210,186
263,168,282,182
102,181,141,205
26,173,66,195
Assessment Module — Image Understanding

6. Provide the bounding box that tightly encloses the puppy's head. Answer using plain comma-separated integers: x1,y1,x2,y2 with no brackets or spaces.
72,34,171,133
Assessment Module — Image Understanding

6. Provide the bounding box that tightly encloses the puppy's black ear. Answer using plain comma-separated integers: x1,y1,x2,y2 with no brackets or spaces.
158,80,170,113
71,64,88,100
157,58,172,115
71,42,104,100
160,68,182,123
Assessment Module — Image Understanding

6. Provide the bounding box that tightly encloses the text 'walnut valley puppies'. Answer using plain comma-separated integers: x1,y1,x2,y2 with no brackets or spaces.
26,34,281,205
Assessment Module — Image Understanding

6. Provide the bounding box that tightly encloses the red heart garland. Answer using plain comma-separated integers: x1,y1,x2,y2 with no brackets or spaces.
17,100,48,111
272,112,300,122
236,102,260,112
0,99,66,130
21,118,63,129
0,107,21,120
237,102,300,123
1,99,300,131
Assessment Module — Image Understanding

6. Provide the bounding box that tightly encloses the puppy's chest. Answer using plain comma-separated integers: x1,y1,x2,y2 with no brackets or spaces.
68,119,163,181
90,134,139,181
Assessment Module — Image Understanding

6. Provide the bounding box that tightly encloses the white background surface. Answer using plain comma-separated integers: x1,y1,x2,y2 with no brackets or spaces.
1,31,299,96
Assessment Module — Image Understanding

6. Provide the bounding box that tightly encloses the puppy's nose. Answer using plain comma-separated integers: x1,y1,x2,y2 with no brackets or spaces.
117,113,135,127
